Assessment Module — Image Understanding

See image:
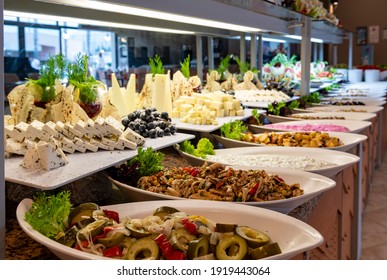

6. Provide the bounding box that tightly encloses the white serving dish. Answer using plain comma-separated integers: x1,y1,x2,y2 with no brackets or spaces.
305,105,384,114
212,132,367,153
319,98,385,107
174,145,359,178
290,112,377,121
17,198,324,260
171,108,260,133
109,166,336,214
248,119,372,134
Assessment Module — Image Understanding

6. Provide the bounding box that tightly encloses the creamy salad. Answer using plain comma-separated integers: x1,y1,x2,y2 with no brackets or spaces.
206,154,337,171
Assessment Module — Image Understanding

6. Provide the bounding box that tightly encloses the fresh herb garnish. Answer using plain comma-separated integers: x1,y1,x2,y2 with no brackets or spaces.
220,120,248,140
180,54,191,79
267,100,299,116
149,54,165,76
216,55,231,80
25,191,72,239
27,53,68,103
128,146,164,177
252,109,262,126
270,53,297,67
180,138,215,159
68,54,100,104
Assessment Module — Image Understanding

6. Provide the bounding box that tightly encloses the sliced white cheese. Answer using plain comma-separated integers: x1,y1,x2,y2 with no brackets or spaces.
43,121,63,140
152,73,172,115
64,123,84,138
5,125,24,142
123,127,145,146
60,136,76,154
109,73,128,117
125,73,137,114
5,138,27,155
119,136,137,150
73,137,98,152
37,141,68,170
28,120,50,141
104,115,124,136
15,122,35,141
21,144,41,170
89,138,114,151
74,120,90,136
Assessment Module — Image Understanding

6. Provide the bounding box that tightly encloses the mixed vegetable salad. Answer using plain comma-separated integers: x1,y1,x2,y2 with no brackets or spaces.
25,192,281,260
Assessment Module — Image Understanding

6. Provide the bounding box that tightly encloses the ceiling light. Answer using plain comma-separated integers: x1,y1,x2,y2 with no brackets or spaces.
285,35,323,43
34,0,262,33
4,10,195,34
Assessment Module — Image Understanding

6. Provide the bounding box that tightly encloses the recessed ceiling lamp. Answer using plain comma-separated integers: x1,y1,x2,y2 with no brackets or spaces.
33,0,262,33
285,35,323,43
4,10,195,34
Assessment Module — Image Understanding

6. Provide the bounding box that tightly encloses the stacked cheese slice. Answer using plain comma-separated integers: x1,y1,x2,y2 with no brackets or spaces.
4,116,146,170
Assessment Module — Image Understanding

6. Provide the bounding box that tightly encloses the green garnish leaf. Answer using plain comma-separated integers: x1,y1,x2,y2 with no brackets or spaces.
68,53,100,104
180,54,191,79
220,120,248,140
25,191,72,239
252,109,262,126
180,138,215,159
149,54,165,76
27,53,68,103
216,55,231,79
235,56,250,74
128,147,164,177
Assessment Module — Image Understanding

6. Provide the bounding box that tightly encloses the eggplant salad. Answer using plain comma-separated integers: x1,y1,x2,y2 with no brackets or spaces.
25,192,281,260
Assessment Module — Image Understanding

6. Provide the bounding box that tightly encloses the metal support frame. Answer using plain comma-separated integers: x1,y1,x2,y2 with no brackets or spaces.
352,142,363,260
333,45,338,66
250,33,257,69
207,36,214,71
319,42,324,61
300,17,311,96
257,34,263,81
196,35,203,81
347,32,353,69
313,43,318,62
239,32,246,63
1,0,5,260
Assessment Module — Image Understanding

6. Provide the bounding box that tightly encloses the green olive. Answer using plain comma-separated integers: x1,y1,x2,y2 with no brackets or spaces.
153,206,180,220
77,219,107,241
57,225,79,247
68,203,99,226
119,237,136,250
215,223,237,233
125,237,160,260
126,223,151,238
236,226,270,248
215,234,247,260
187,237,210,259
169,228,196,252
97,232,126,247
249,242,282,259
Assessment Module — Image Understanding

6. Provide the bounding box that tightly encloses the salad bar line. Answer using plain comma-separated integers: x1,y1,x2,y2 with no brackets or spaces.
3,51,387,260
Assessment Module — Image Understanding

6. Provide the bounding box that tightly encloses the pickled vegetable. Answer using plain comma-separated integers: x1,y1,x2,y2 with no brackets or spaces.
126,237,160,260
250,242,282,259
215,234,247,260
215,223,237,233
97,232,126,247
236,226,270,248
153,206,180,220
78,220,107,241
187,237,210,259
126,224,151,239
169,228,196,251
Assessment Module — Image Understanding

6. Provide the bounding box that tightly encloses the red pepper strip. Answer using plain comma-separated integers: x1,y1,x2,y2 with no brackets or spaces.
249,182,260,195
75,240,89,251
103,209,120,223
276,177,284,183
181,218,198,234
103,245,123,258
155,234,174,258
93,226,115,241
168,250,186,260
190,168,200,177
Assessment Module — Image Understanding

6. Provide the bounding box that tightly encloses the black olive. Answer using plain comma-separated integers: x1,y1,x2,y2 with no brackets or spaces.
161,112,169,119
157,130,164,137
121,117,129,127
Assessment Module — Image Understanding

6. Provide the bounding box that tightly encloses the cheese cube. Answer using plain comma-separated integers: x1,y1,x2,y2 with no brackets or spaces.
180,104,193,112
119,136,137,150
28,120,50,141
236,109,245,116
223,102,234,111
60,136,76,154
210,101,223,110
233,100,242,110
15,122,35,141
216,109,225,118
74,120,91,137
5,125,25,142
73,137,98,152
229,109,236,117
64,123,84,138
104,116,124,136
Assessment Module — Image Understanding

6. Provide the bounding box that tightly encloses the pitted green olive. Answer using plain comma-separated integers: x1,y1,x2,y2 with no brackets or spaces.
125,237,160,260
77,219,107,241
215,234,247,260
187,237,210,259
126,224,151,239
215,223,237,233
236,226,270,248
153,206,180,220
97,232,126,247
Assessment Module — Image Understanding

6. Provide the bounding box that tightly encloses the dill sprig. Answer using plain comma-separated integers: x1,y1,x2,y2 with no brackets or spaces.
180,54,191,78
68,54,100,104
149,54,165,76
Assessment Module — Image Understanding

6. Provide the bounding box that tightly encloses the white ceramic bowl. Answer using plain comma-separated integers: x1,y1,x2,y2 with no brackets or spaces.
211,132,367,153
174,145,360,178
17,198,324,260
109,166,336,214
